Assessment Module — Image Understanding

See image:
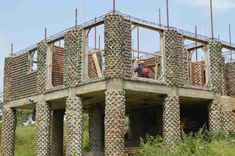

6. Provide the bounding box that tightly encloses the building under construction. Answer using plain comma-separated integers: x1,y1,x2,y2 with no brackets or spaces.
1,10,235,156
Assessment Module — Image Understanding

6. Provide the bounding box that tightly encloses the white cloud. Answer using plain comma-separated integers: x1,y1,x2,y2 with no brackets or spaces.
179,0,235,10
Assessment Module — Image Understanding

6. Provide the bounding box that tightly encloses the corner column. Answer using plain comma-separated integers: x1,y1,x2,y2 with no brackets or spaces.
163,95,180,148
162,30,183,148
51,110,64,156
35,98,51,156
104,13,127,156
1,108,16,156
35,41,52,156
208,40,223,133
223,63,235,134
64,29,83,87
65,96,83,156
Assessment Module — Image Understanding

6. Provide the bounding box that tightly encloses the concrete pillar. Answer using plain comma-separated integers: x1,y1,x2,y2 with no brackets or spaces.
64,29,83,87
104,13,127,156
163,30,186,87
3,57,12,102
208,99,222,133
223,111,235,135
89,106,104,152
208,40,223,133
51,110,64,156
65,96,83,156
37,41,47,94
163,95,180,148
105,90,126,156
35,98,51,156
222,61,235,135
1,108,16,156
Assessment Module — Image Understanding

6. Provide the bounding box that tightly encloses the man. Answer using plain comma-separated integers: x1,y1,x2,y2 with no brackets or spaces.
134,60,150,78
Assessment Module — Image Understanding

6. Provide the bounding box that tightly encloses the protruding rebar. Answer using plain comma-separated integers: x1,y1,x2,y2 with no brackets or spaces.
210,0,214,39
195,25,198,61
44,28,47,42
94,17,97,49
113,0,116,13
166,0,170,29
99,35,101,50
159,8,162,27
75,8,78,28
229,23,232,60
10,43,13,57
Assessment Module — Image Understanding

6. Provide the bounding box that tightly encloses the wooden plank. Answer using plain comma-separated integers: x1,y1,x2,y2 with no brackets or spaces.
92,53,102,77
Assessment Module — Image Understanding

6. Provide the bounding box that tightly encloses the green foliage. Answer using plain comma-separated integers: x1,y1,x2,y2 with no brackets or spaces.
136,131,235,156
16,109,33,126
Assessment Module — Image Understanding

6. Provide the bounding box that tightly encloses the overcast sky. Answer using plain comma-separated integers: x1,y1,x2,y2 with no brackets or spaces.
0,0,235,91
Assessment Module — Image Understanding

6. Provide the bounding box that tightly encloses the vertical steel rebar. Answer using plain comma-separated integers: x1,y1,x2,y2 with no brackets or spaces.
99,35,101,50
210,0,214,39
10,43,13,57
195,25,198,61
94,17,97,50
75,8,78,28
159,8,162,26
44,28,47,42
137,26,140,59
166,0,170,29
229,23,232,60
113,0,116,13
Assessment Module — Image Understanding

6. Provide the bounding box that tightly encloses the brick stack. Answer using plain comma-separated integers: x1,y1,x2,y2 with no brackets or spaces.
10,53,38,100
1,108,16,156
64,29,83,87
52,46,64,86
88,53,102,79
65,96,83,156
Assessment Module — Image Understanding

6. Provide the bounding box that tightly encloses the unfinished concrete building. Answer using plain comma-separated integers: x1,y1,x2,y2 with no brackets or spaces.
1,11,235,156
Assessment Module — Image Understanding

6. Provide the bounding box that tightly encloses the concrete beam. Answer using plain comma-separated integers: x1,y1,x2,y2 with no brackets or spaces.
124,80,214,99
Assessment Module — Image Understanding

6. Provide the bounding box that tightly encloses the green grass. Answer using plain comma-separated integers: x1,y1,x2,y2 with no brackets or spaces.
14,126,35,156
136,131,235,156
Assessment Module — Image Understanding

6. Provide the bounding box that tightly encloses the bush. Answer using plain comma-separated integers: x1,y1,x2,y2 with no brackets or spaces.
136,131,235,156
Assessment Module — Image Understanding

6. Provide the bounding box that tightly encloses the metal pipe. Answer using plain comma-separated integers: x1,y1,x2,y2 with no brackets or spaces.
44,28,47,42
195,25,198,61
11,43,13,57
210,0,214,39
113,0,116,13
75,8,78,28
94,17,97,49
137,26,140,59
159,8,162,26
229,23,232,60
166,0,170,29
99,35,101,50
